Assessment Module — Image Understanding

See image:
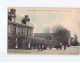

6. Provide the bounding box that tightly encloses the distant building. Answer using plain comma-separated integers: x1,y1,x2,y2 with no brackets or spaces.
8,8,34,49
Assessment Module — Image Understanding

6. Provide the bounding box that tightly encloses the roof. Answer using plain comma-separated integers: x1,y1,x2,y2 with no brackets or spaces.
29,36,45,41
8,21,34,29
29,37,46,43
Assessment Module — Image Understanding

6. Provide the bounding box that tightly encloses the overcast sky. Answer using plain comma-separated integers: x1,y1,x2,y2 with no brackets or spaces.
9,8,80,42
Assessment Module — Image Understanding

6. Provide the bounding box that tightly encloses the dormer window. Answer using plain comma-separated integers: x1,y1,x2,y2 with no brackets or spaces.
22,15,30,25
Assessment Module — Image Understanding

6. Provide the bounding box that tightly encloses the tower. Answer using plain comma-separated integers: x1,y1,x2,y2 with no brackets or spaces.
8,8,16,22
10,8,16,22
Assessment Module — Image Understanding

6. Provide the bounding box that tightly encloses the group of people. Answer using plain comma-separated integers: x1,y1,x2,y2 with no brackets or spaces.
55,42,67,50
30,42,51,51
30,40,67,51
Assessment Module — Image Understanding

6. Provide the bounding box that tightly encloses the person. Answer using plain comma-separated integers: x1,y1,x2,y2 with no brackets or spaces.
41,43,43,51
64,44,66,50
60,42,62,50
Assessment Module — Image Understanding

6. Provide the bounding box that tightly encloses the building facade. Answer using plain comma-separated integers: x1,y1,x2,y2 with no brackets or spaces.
8,8,34,49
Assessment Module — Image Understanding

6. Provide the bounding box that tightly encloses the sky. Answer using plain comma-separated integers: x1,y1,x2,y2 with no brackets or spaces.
9,8,80,42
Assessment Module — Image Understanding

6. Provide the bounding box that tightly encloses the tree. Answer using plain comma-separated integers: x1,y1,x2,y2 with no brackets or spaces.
74,34,79,46
53,25,70,45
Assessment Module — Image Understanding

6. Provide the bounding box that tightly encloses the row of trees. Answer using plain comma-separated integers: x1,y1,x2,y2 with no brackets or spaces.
43,25,79,46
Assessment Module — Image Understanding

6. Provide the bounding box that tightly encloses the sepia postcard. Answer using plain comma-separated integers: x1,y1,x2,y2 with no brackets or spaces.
8,8,80,54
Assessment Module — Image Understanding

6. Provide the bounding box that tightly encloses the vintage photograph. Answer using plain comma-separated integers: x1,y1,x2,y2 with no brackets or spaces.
8,8,80,54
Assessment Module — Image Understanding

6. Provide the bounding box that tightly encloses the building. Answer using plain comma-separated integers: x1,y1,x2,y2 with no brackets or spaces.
8,8,34,49
8,8,52,50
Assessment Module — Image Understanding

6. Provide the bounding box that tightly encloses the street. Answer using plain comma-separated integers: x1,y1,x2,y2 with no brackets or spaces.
8,46,80,54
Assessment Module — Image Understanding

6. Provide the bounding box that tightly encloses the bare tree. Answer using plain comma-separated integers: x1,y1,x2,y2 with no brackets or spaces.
52,25,70,49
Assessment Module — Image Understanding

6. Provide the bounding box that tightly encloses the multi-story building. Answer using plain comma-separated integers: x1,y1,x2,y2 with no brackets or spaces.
8,8,34,49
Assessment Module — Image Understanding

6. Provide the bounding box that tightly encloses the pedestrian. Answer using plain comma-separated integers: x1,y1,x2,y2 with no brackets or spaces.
60,42,62,50
64,44,66,50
